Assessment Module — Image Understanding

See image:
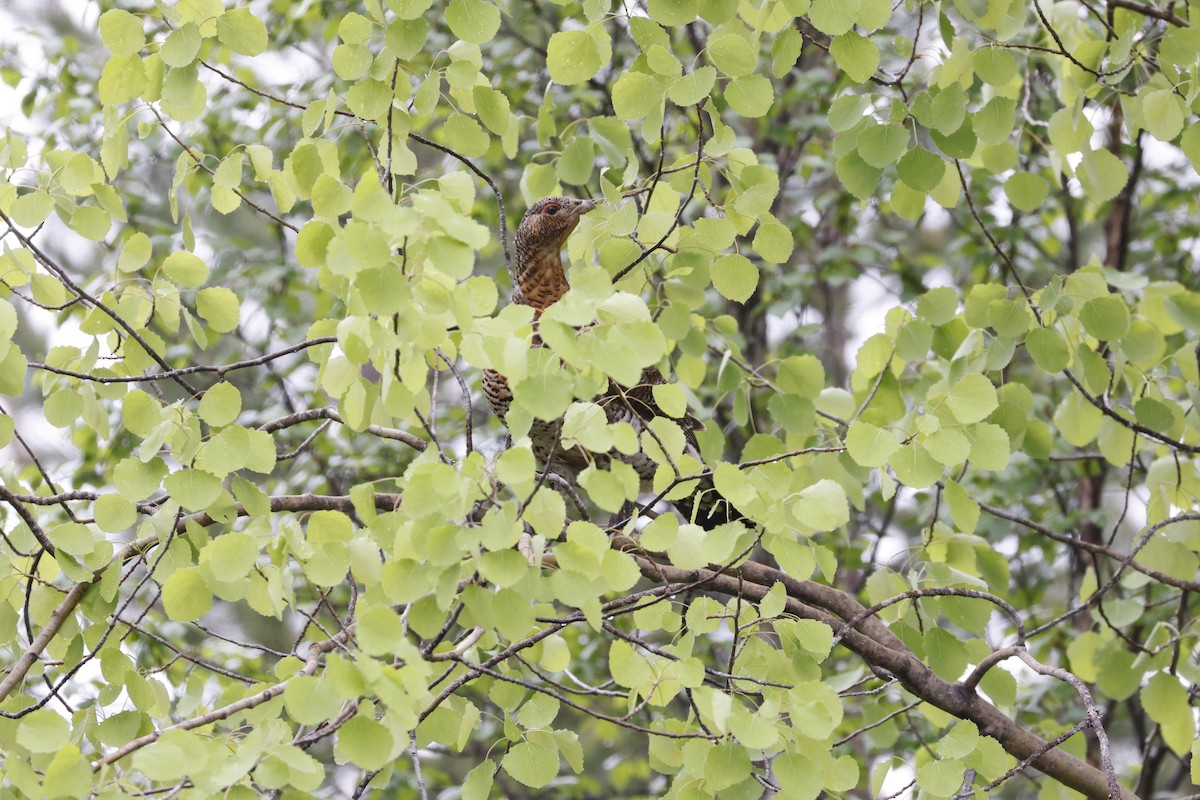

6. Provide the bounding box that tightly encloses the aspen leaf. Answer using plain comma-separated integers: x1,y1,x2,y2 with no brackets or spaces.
547,30,602,85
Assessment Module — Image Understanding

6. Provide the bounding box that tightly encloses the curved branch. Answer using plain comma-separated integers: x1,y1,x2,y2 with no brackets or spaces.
1107,0,1189,25
609,538,1140,800
257,407,428,452
91,627,351,770
980,502,1200,592
30,337,337,386
0,534,158,706
0,210,199,395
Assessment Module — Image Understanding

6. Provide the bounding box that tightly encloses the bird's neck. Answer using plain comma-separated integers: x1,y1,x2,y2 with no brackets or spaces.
513,237,570,312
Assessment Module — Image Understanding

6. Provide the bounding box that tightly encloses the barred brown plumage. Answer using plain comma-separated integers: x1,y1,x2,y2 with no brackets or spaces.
485,196,741,530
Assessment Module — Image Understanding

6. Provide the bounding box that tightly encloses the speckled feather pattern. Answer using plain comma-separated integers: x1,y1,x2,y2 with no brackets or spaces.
486,197,740,529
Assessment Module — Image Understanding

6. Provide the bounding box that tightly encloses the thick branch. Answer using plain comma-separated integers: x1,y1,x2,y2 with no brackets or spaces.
1108,0,1189,26
0,534,159,706
609,538,1140,800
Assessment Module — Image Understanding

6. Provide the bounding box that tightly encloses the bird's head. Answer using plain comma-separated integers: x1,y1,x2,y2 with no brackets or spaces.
514,196,596,255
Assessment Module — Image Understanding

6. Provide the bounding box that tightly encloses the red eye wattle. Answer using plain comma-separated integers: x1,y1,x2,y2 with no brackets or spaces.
544,204,561,216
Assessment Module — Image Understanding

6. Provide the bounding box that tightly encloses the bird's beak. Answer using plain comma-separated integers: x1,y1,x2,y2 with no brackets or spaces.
573,199,596,216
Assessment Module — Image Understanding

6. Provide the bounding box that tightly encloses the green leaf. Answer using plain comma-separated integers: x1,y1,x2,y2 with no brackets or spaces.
162,251,209,287
897,148,945,192
118,232,153,272
724,75,774,117
284,676,344,726
196,286,241,332
927,85,968,135
162,567,213,621
502,740,559,788
973,97,1015,145
1053,390,1102,447
773,751,824,797
859,124,909,168
710,253,758,303
443,113,490,158
1025,326,1070,373
479,549,529,587
936,720,980,759
162,64,206,121
1049,106,1093,153
809,0,859,35
163,468,223,510
356,606,405,655
71,206,112,241
836,151,882,200
668,66,717,106
445,0,501,45
1142,673,1194,756
646,44,682,77
199,382,242,427
925,427,970,466
925,627,969,679
472,86,511,135
1181,123,1200,173
99,9,145,56
987,298,1031,337
846,420,900,468
708,34,757,77
944,479,980,533
335,715,395,769
95,494,137,533
1134,397,1175,432
974,48,1016,85
1142,89,1185,143
17,709,69,753
200,531,259,579
651,382,687,419
918,758,967,795
216,8,268,56
776,355,826,398
557,137,595,186
462,760,495,800
547,30,602,85
42,745,92,799
828,93,871,132
752,219,793,263
931,119,976,159
49,522,98,556
772,26,804,77
9,192,52,228
1077,148,1128,204
579,464,639,512
161,23,202,68
213,152,243,189
830,32,879,84
98,55,147,106
612,72,662,120
705,742,752,790
1079,295,1130,341
122,390,163,437
945,374,998,424
793,479,850,532
1004,171,1049,211
647,0,698,26
0,414,13,449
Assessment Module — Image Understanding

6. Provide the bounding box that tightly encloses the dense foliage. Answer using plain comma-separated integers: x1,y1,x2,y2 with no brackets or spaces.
1,0,1199,797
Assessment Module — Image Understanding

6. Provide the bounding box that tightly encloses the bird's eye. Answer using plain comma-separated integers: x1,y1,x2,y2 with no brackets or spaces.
544,203,560,216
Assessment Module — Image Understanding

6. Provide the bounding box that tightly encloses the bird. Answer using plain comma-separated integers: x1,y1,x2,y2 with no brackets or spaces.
482,196,742,530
